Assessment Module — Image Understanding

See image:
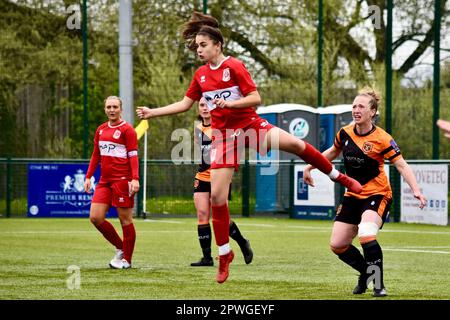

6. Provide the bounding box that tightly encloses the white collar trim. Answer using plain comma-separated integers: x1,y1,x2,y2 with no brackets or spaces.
108,120,126,128
209,56,230,70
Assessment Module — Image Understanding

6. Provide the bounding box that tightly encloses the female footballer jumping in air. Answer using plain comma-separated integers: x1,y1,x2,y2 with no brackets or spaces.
304,88,426,297
191,97,253,267
84,96,139,269
137,12,362,283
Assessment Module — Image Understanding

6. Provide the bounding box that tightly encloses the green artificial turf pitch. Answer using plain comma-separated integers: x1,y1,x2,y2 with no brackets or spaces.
1,217,449,300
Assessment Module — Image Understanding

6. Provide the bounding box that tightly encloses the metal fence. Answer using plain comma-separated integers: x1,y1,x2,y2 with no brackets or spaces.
1,158,449,221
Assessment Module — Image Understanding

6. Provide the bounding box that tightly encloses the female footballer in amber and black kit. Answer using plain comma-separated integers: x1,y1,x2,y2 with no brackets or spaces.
304,88,426,297
137,12,362,283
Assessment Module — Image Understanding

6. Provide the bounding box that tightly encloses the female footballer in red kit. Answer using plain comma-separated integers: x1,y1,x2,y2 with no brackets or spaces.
137,12,362,283
85,96,139,269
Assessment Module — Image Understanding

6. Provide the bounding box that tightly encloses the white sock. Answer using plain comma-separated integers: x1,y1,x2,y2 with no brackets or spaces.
328,168,339,180
218,243,231,256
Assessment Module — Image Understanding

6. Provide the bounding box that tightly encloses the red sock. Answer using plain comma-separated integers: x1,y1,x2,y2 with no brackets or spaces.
122,223,136,263
212,204,230,246
95,220,123,250
299,142,332,174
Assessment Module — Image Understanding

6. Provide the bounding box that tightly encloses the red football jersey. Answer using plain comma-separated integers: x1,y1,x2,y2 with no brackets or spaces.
86,120,139,182
185,56,259,130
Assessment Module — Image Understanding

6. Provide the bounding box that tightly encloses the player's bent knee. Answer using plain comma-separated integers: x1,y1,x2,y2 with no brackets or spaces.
358,222,379,244
89,215,104,226
120,218,133,226
210,194,227,206
330,244,349,255
197,211,210,223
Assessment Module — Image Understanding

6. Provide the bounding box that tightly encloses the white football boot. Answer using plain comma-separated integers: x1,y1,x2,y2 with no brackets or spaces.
109,258,131,269
110,249,123,265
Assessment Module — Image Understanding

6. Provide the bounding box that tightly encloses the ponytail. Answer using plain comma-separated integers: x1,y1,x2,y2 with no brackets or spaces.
182,11,224,51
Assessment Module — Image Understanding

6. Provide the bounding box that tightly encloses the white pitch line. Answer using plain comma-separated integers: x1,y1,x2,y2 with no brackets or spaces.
235,223,275,228
381,229,450,235
0,230,194,234
387,246,450,249
287,225,330,230
141,219,183,224
384,248,450,254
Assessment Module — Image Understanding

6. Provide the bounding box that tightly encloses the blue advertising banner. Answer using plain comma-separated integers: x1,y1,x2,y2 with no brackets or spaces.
27,163,117,217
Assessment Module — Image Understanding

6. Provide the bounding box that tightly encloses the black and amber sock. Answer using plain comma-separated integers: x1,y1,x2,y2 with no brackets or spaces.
197,223,212,259
336,245,367,274
229,220,247,247
361,239,384,289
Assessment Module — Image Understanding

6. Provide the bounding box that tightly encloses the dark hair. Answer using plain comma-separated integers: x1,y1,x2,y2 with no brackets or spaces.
182,11,224,51
197,97,207,121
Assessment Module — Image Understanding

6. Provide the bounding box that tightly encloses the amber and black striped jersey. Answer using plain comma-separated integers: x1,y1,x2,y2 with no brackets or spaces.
194,122,212,182
334,124,402,199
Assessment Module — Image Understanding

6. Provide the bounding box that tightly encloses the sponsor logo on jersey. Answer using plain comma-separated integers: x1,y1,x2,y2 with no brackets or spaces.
99,141,127,158
203,86,243,111
363,141,374,153
222,68,231,82
113,130,121,139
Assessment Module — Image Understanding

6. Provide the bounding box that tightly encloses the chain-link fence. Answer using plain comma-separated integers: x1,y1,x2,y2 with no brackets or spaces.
1,158,449,223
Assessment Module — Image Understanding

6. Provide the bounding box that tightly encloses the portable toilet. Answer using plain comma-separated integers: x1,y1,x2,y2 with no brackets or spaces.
255,104,319,213
318,104,381,151
318,104,354,152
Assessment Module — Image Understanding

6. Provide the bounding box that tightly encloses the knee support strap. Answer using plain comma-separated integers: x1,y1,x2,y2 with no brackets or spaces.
358,222,379,237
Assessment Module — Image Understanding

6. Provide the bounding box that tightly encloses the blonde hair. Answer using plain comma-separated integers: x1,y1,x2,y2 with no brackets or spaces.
104,96,122,109
357,86,381,116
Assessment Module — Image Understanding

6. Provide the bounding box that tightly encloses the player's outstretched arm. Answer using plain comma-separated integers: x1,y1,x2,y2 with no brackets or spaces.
136,96,195,119
394,157,427,209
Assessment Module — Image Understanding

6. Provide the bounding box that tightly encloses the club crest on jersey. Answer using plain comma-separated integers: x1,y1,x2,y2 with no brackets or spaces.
200,75,206,83
99,129,103,135
113,130,121,139
222,68,231,82
362,141,373,153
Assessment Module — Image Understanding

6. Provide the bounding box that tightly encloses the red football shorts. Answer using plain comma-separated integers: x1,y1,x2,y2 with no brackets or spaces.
210,117,275,171
91,180,134,208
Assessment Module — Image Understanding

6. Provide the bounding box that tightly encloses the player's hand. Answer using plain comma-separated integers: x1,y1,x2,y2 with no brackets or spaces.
84,178,92,193
136,106,153,119
129,179,140,196
212,98,229,108
303,167,315,187
437,119,450,138
414,192,427,209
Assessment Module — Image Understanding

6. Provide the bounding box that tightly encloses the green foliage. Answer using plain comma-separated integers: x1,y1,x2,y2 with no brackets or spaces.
0,0,449,159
